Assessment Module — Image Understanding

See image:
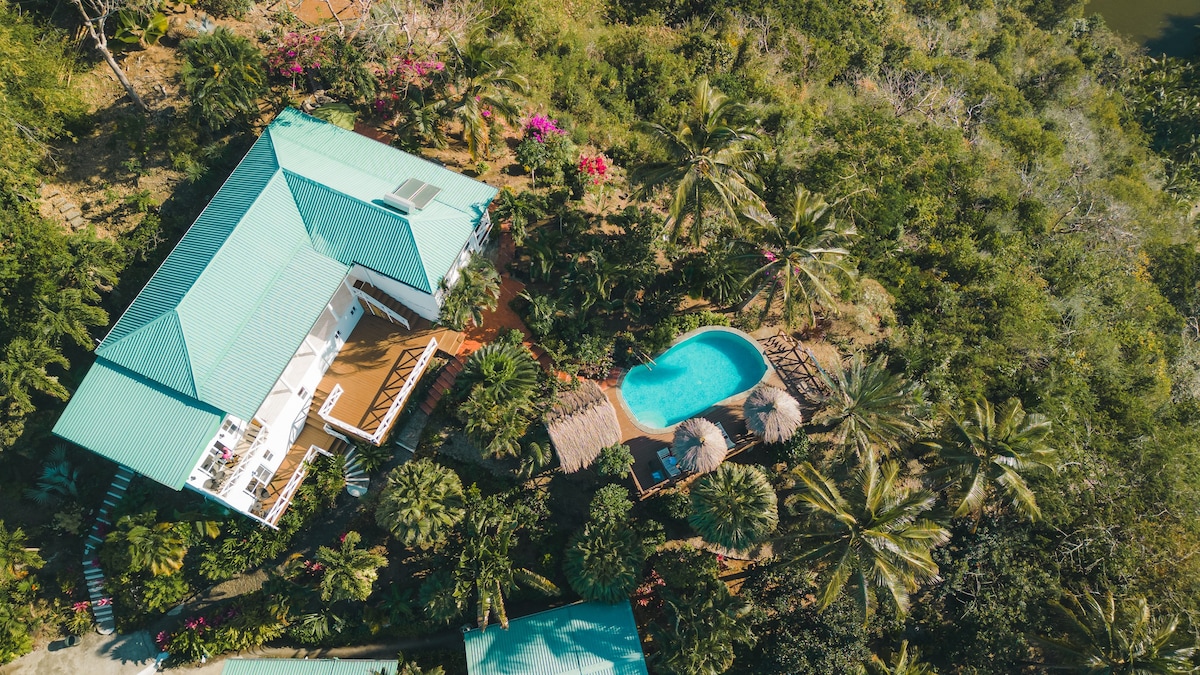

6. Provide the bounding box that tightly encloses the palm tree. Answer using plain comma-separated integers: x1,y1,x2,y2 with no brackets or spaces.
315,531,387,603
179,28,267,129
0,522,43,584
0,338,70,416
927,398,1057,521
439,255,502,330
110,515,187,576
1036,590,1197,674
650,585,754,675
458,342,540,404
459,391,531,459
863,641,937,675
376,460,465,551
784,455,949,621
492,188,546,247
421,500,559,629
813,354,926,458
689,464,778,552
633,77,763,245
744,187,858,328
564,523,644,603
441,38,526,161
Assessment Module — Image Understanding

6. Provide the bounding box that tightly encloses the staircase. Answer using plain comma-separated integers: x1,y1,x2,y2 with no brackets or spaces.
419,357,464,415
352,280,427,330
231,421,263,458
342,442,370,498
82,466,135,635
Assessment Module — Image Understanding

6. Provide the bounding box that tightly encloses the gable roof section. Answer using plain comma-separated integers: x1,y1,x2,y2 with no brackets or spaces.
464,602,649,675
52,359,224,489
221,659,401,675
285,171,431,293
269,109,496,287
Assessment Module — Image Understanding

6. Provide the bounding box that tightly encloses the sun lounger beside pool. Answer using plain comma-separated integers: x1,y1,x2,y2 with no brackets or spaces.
657,447,681,478
714,421,736,450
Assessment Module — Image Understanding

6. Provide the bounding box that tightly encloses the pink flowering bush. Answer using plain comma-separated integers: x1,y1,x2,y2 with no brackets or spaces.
268,33,331,82
524,114,565,142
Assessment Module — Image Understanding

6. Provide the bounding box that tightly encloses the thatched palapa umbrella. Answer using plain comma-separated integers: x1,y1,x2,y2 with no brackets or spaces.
743,384,804,444
674,418,727,475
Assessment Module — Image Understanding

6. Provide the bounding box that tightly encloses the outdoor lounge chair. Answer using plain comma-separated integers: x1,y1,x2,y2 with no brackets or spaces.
657,447,681,478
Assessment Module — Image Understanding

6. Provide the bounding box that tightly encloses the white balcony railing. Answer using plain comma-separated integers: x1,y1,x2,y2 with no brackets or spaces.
219,425,270,497
318,337,438,445
264,445,321,525
350,288,410,329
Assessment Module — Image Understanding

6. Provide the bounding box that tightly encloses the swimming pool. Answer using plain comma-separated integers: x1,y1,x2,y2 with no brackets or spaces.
619,328,768,429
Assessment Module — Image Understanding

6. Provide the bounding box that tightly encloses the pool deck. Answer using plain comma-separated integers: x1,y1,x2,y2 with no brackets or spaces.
599,365,789,496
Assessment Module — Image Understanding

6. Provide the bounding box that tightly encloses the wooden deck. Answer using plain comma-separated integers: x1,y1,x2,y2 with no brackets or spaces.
252,424,345,523
317,314,460,437
604,366,787,496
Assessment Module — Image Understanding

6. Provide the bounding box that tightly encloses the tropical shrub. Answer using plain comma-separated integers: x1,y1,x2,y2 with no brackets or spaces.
180,28,267,130
516,114,576,186
595,443,634,477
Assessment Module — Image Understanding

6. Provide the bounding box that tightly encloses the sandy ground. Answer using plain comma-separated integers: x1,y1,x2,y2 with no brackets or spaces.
0,630,158,675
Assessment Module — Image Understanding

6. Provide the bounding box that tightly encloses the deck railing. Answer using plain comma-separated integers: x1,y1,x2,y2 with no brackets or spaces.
318,337,438,445
264,445,321,525
218,425,269,497
350,288,410,329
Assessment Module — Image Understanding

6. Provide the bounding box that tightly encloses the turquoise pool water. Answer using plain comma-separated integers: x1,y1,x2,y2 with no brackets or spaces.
619,330,767,429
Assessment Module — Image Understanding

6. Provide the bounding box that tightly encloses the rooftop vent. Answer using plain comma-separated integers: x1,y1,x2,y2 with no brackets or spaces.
384,178,442,214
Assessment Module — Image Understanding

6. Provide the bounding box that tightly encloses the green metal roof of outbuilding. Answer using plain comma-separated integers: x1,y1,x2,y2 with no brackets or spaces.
54,108,496,490
221,658,401,675
464,602,649,675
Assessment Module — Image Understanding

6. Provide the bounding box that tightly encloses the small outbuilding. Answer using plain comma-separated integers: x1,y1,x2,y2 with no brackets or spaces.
221,658,401,675
464,601,649,675
545,380,622,473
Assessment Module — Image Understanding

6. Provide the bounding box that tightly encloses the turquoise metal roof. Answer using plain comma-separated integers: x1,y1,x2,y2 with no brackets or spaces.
52,359,224,489
56,107,497,491
221,659,401,675
464,602,649,675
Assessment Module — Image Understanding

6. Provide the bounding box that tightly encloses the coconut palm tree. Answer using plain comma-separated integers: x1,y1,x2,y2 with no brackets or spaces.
926,398,1057,521
376,460,466,551
863,641,937,675
458,342,540,404
564,522,644,603
315,531,387,603
0,338,70,416
784,455,949,621
110,515,187,576
744,186,858,328
689,464,779,552
813,354,926,458
441,37,526,161
439,255,502,330
633,77,763,245
1036,590,1197,674
0,522,42,585
743,384,804,444
422,499,559,629
674,418,728,474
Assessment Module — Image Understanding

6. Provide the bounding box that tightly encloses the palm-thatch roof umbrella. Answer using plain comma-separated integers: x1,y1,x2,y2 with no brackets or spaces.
743,384,804,444
674,418,727,475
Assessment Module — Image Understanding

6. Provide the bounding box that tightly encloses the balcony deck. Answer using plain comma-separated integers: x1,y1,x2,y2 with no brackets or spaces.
316,314,462,441
251,423,343,524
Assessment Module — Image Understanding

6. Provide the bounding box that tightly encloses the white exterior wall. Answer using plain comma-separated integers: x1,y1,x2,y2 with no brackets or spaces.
350,265,443,321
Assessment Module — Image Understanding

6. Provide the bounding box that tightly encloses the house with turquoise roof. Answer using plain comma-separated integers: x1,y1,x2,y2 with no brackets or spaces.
53,108,497,527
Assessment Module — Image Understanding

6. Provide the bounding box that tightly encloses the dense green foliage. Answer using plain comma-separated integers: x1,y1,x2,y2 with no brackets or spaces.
2,0,1200,669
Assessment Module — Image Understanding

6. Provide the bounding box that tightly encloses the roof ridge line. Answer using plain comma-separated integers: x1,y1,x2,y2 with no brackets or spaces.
99,135,281,348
